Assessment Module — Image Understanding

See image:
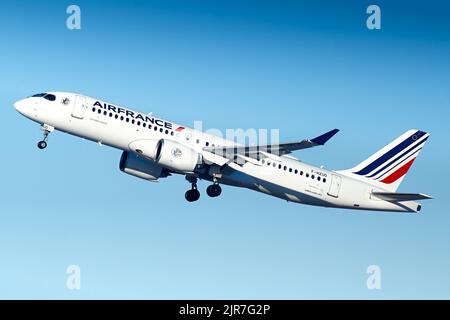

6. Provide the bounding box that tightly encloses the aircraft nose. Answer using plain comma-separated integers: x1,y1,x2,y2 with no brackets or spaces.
14,98,29,114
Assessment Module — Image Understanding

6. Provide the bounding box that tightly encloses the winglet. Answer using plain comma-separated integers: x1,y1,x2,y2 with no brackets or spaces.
311,129,339,145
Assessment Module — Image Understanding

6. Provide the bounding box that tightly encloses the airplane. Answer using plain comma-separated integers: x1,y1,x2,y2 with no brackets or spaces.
14,92,432,213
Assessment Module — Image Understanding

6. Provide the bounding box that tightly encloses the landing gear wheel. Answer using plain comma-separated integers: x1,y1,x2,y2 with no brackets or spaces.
185,176,200,202
206,184,222,197
37,124,53,150
37,141,47,149
185,188,200,202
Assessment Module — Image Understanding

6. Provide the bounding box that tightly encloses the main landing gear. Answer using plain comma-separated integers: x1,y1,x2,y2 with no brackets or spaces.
37,124,54,150
206,173,222,198
185,176,200,202
184,176,223,202
206,183,222,198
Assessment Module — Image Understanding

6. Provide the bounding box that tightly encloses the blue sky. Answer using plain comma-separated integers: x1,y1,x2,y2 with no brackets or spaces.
0,0,449,299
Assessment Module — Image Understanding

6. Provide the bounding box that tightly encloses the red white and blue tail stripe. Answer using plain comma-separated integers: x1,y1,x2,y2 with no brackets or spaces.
342,130,429,192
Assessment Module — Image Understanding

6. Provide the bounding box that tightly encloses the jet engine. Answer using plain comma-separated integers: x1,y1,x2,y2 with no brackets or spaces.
128,139,160,160
154,139,201,172
119,151,169,181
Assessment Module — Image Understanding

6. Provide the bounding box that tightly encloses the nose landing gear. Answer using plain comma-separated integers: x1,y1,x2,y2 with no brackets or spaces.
37,124,54,150
37,140,47,149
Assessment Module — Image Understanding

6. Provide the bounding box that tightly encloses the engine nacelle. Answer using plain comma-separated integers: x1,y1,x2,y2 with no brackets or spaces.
128,139,160,160
119,151,168,181
154,139,201,172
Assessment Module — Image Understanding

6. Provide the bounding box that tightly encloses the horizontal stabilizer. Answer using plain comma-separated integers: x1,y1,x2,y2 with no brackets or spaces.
371,192,433,201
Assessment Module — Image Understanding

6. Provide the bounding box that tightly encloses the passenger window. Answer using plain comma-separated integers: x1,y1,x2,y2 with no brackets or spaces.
294,169,298,174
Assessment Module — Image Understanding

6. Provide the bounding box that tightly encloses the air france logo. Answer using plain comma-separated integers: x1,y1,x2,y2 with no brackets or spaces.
93,101,173,129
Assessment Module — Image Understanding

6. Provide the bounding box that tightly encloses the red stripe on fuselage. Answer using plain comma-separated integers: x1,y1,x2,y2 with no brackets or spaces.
380,158,416,184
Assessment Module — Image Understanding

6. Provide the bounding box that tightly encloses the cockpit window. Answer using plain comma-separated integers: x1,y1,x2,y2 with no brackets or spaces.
31,93,56,101
43,94,56,101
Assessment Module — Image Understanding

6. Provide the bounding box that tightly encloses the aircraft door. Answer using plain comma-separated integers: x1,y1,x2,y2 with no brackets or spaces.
72,95,87,119
327,174,342,198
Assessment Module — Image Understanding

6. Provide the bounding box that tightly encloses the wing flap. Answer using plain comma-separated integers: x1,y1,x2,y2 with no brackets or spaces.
202,151,231,166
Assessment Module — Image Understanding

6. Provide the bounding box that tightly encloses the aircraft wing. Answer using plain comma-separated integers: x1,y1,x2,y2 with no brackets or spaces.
371,192,433,201
203,129,339,159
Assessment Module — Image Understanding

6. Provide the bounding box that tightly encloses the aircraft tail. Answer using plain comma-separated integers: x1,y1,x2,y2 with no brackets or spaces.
338,130,430,192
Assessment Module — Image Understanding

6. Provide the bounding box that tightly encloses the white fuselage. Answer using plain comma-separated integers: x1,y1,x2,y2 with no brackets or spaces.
14,92,421,212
